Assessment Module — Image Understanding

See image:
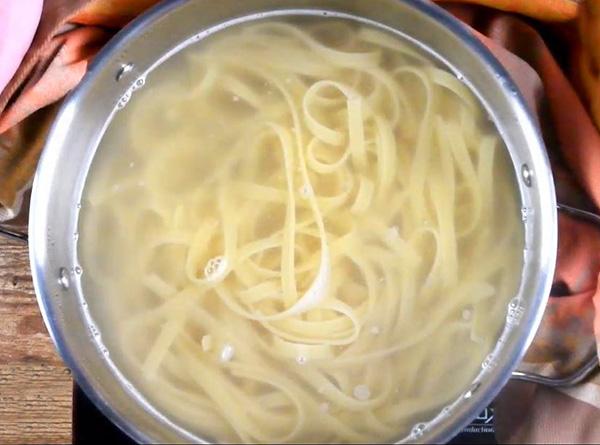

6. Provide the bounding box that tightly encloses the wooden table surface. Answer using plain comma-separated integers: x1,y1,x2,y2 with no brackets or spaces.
0,236,72,444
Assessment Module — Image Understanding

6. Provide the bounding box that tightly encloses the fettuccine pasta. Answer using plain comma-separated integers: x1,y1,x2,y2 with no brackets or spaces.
79,18,524,443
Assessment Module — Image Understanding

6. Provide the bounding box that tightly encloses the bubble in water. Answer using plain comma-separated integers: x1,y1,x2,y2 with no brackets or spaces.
441,406,452,415
411,423,427,438
116,91,132,110
370,326,381,336
296,355,307,365
507,297,525,326
482,354,496,370
299,183,313,199
353,385,371,401
455,72,465,81
73,232,79,241
464,382,480,399
521,164,533,187
116,63,134,82
58,267,70,289
462,308,472,321
76,203,82,209
133,76,145,89
220,343,235,362
204,256,228,282
509,296,522,309
90,325,100,338
74,266,82,275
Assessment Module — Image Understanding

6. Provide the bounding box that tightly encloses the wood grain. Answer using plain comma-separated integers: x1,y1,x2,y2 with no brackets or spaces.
0,236,72,444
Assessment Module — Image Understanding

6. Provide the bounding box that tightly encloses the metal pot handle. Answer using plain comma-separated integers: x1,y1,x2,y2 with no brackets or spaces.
0,225,28,243
511,355,598,387
511,203,600,387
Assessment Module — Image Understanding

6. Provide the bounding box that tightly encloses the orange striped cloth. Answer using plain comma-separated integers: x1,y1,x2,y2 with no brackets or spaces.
0,0,584,217
0,0,598,442
443,3,600,441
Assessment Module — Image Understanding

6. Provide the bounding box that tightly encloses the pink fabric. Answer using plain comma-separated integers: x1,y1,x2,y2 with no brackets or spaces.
0,0,44,94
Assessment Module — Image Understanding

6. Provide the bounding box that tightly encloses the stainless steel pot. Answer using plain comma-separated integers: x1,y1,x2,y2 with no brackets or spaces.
2,0,599,442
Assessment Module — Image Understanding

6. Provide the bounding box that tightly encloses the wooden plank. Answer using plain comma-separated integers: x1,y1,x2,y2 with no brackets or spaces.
0,237,72,444
0,365,72,444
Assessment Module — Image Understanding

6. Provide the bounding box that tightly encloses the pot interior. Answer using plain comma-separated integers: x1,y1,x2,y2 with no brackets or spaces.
29,0,557,443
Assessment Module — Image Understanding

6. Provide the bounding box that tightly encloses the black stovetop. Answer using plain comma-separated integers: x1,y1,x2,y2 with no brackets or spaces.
72,385,496,444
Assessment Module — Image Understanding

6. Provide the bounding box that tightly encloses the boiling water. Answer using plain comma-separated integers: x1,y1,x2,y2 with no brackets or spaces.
79,17,523,443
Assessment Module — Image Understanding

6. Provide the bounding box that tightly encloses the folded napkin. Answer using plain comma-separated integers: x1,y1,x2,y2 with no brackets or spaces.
0,0,111,219
0,0,44,95
0,0,597,443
